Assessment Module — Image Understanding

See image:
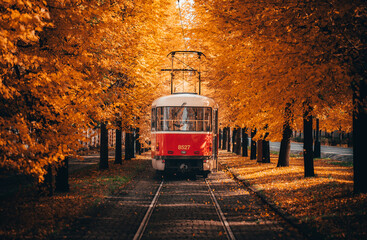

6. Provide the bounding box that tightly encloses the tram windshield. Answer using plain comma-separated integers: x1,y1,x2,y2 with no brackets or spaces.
154,107,212,132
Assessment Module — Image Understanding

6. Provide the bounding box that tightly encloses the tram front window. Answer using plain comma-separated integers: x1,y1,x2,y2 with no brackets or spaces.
157,107,212,132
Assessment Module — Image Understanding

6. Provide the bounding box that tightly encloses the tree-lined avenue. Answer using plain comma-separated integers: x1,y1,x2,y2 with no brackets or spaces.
0,1,366,192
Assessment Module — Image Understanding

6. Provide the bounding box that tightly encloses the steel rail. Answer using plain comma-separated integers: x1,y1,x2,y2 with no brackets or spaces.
205,179,237,240
133,180,164,240
134,177,236,240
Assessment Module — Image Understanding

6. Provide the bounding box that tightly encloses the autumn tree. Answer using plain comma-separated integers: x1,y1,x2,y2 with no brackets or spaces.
0,0,178,182
191,0,362,179
0,0,88,182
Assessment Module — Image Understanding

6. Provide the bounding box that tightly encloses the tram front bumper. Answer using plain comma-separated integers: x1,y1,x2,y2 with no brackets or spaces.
164,158,203,171
154,155,213,172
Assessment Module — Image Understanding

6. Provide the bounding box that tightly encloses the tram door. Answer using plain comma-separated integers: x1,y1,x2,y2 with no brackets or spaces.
213,109,219,171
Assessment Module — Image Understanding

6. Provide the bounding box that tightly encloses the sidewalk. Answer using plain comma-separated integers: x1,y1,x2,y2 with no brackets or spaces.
269,141,353,161
68,150,115,173
219,150,366,240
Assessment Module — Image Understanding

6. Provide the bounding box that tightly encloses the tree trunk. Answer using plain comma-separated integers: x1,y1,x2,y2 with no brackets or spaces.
250,129,257,160
219,129,222,149
125,129,135,160
222,127,227,150
55,157,69,192
227,127,231,152
131,129,136,159
353,78,367,193
99,122,109,170
125,131,132,160
39,165,53,196
232,128,236,153
256,140,262,162
278,103,293,167
347,132,352,147
241,128,248,157
136,128,141,155
115,124,122,164
234,128,240,154
262,140,270,163
278,123,292,167
303,105,314,177
235,128,241,155
314,118,321,158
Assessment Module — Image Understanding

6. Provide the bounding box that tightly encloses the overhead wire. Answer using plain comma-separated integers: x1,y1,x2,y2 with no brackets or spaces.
176,1,203,93
177,0,188,91
177,0,188,51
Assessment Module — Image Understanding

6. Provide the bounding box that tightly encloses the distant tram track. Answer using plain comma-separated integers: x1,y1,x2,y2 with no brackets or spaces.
133,176,236,240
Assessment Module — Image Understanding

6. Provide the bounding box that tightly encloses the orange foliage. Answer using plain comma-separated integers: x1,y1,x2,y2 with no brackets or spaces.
189,0,366,139
0,0,178,181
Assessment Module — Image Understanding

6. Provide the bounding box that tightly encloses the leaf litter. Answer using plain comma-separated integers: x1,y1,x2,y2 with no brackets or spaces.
0,158,149,239
220,151,367,240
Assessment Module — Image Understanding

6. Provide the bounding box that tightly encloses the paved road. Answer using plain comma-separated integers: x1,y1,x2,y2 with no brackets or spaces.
68,151,116,173
269,141,353,161
55,160,304,240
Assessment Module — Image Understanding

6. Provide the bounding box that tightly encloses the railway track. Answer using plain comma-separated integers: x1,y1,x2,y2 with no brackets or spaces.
133,176,236,240
56,168,305,240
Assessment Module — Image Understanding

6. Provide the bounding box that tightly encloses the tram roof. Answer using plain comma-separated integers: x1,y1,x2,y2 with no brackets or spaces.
152,93,217,108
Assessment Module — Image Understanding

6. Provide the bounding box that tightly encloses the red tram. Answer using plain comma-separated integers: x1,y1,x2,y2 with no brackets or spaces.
151,93,218,177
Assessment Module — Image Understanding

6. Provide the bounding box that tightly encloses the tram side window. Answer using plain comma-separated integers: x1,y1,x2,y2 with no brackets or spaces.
157,107,172,131
157,107,163,131
151,108,156,130
156,106,212,132
204,107,212,131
